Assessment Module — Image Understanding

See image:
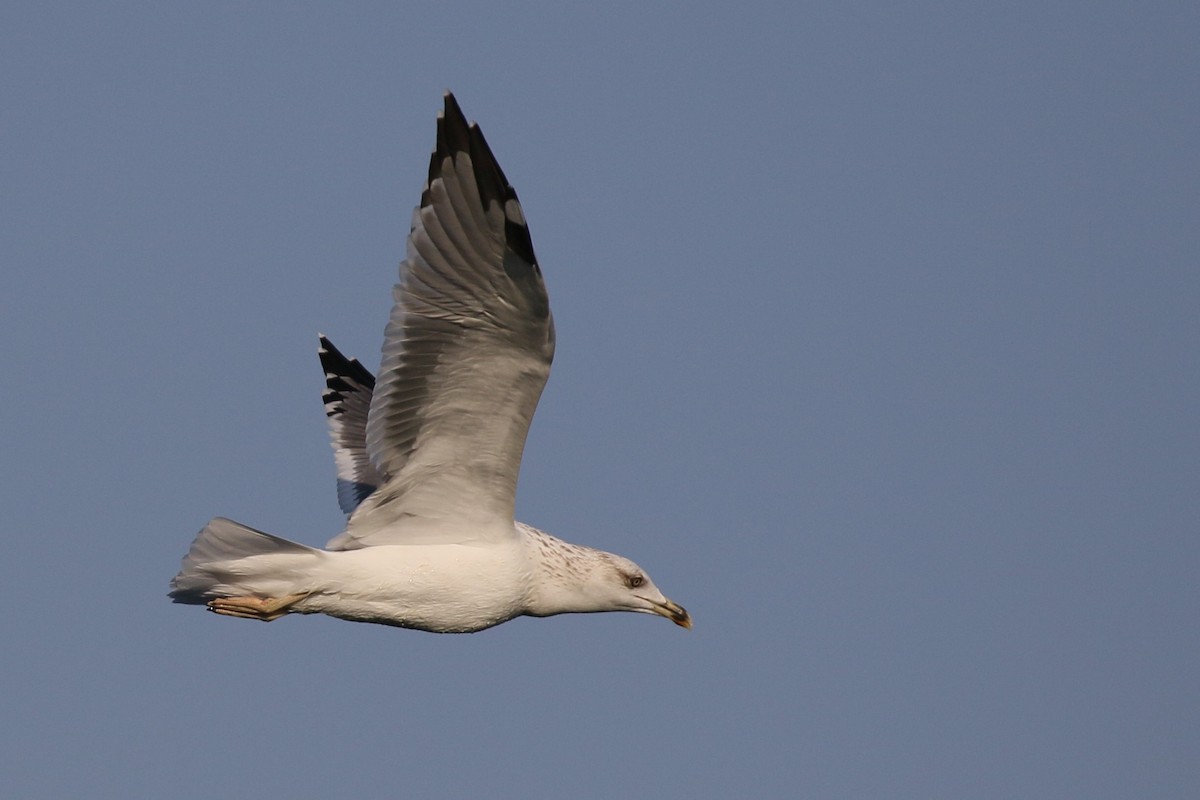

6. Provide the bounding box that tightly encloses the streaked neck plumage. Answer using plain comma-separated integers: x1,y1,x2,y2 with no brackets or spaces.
518,523,615,618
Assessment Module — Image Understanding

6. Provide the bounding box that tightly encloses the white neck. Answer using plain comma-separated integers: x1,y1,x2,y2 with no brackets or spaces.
518,523,612,618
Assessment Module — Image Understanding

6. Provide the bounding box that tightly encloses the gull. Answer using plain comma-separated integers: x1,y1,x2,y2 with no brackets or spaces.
169,92,690,633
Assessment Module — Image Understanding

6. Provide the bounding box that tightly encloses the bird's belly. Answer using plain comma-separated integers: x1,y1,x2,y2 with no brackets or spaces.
297,543,529,633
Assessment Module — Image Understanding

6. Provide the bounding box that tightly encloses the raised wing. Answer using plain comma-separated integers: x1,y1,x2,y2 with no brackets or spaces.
318,335,384,514
327,92,555,550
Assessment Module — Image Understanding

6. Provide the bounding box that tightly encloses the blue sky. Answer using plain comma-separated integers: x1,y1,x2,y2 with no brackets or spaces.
3,2,1197,797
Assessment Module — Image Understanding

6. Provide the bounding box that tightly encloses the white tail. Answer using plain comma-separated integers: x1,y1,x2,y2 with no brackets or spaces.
169,517,322,604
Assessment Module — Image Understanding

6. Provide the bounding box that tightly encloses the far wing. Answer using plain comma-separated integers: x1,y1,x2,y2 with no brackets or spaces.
318,335,384,514
327,92,554,550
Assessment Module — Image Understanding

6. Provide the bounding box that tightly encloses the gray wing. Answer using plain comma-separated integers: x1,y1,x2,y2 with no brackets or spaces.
318,335,384,514
327,92,555,550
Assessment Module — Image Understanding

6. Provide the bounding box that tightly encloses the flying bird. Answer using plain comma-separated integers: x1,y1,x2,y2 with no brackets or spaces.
169,92,690,633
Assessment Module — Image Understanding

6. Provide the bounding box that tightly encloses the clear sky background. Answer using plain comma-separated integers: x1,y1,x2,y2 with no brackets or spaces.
3,3,1197,798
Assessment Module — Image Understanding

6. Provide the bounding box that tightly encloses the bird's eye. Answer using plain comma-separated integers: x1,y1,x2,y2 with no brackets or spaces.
627,574,644,588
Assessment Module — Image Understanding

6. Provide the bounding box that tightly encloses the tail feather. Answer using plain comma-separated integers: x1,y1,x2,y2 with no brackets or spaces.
169,517,322,604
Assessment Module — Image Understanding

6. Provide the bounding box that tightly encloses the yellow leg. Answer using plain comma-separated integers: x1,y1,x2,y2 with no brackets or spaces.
207,593,309,622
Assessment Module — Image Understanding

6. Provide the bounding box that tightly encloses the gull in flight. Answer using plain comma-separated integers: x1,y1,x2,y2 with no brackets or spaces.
169,92,690,633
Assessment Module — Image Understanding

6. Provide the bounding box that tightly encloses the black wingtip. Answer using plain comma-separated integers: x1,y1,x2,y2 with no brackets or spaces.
317,335,376,392
429,93,540,270
428,92,505,203
423,91,469,206
439,92,472,162
442,90,465,126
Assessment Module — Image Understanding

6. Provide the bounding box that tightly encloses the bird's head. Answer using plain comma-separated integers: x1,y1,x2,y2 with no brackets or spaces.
578,552,692,629
523,527,691,628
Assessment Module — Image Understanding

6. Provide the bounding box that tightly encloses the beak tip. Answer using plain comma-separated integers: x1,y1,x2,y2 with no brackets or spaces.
646,597,692,630
668,602,692,630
